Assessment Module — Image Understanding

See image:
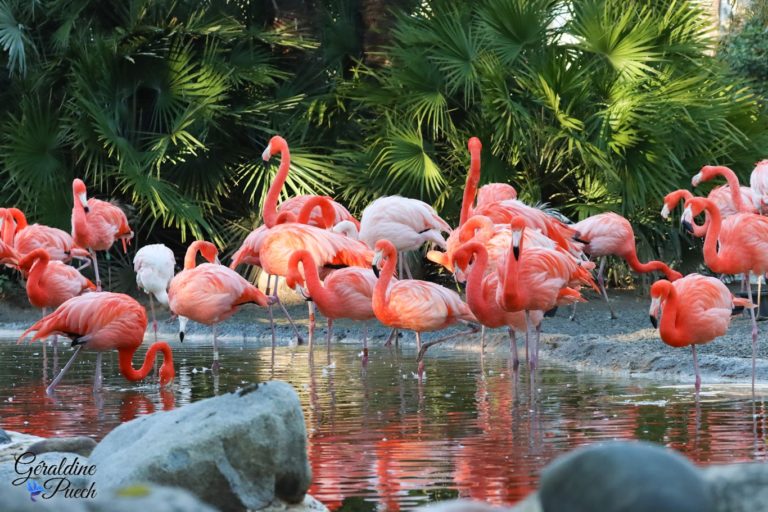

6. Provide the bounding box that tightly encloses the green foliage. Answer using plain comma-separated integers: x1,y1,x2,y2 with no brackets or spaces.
338,0,768,266
720,2,768,99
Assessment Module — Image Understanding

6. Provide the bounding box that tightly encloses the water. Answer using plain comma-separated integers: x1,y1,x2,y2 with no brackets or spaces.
1,337,767,510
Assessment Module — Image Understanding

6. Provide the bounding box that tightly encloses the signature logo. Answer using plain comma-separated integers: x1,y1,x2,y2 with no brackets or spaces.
11,452,97,500
26,480,43,501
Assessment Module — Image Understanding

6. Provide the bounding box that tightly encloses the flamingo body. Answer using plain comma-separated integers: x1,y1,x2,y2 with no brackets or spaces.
134,244,176,306
750,160,768,212
71,179,132,252
20,250,95,310
358,196,450,252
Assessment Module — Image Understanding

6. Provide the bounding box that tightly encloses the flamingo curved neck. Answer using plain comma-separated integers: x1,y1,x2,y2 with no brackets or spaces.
9,208,27,231
183,241,216,270
622,249,675,280
25,258,49,305
297,253,333,308
373,249,396,314
118,342,174,383
297,197,335,228
658,286,687,347
263,143,290,228
700,203,726,272
501,230,524,310
459,150,481,227
464,246,492,322
715,167,747,213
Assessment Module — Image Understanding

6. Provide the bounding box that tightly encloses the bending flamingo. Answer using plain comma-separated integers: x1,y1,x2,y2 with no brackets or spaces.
692,165,757,216
650,274,752,393
261,135,358,229
1,207,90,264
683,197,768,391
286,250,379,363
572,212,682,319
134,244,176,341
169,241,271,371
452,241,543,368
71,179,133,290
750,160,768,214
497,218,597,369
18,292,175,394
358,196,450,279
371,239,476,376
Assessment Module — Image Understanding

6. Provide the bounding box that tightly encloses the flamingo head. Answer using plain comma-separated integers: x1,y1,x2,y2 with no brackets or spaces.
72,179,89,213
286,251,308,291
275,211,297,224
459,215,493,243
262,135,287,161
372,239,396,278
18,248,47,273
468,137,482,154
510,217,527,260
452,242,483,284
681,197,708,234
649,280,672,328
692,165,723,187
178,315,189,343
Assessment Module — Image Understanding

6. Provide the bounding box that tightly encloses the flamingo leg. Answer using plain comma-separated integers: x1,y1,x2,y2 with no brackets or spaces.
308,301,316,351
526,311,536,371
746,270,758,394
89,249,102,292
416,332,424,377
759,276,763,320
692,344,701,394
384,328,398,347
149,295,158,342
403,253,414,279
271,275,304,344
480,326,486,356
508,327,519,371
535,320,542,366
362,324,369,367
93,352,103,392
597,257,616,320
569,301,578,322
52,335,59,375
524,321,530,367
416,327,477,372
326,318,333,364
212,324,220,374
46,346,82,395
75,258,91,272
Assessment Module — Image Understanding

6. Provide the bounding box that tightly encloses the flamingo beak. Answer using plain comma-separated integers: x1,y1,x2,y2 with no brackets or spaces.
261,143,272,161
660,204,670,220
511,230,522,260
681,206,694,234
178,316,188,343
372,251,382,278
649,298,661,328
691,172,702,187
78,192,89,213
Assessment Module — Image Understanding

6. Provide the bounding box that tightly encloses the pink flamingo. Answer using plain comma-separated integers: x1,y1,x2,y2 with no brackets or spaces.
286,250,379,363
18,248,96,372
371,239,476,376
169,241,271,372
358,196,450,279
683,197,768,390
453,241,543,368
134,244,176,341
750,160,768,214
650,274,752,393
71,179,133,290
691,165,757,216
261,135,358,229
18,292,175,394
0,207,90,264
571,212,683,319
476,184,517,206
497,218,597,369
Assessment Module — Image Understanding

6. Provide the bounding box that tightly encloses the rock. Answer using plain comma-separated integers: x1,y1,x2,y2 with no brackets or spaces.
0,430,46,465
0,427,11,444
91,483,220,512
414,500,513,511
90,381,311,511
539,441,713,512
0,483,86,511
260,494,329,511
28,436,97,457
702,463,768,512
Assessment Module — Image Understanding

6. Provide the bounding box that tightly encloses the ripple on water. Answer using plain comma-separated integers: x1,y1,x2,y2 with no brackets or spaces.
0,338,767,510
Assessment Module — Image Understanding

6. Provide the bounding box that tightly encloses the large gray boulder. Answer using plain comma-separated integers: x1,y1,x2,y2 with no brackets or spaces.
91,483,220,512
702,463,768,512
538,441,713,512
90,381,311,511
28,436,97,457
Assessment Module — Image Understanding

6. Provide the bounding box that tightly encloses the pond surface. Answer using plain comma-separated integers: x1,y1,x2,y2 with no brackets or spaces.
1,336,767,511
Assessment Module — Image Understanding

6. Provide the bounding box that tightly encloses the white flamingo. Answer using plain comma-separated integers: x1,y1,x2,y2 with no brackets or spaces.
134,243,176,341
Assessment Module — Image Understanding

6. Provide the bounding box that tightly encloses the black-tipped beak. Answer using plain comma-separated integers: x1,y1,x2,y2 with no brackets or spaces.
83,206,90,214
649,315,658,328
372,264,380,278
512,246,520,260
681,220,693,235
179,331,185,343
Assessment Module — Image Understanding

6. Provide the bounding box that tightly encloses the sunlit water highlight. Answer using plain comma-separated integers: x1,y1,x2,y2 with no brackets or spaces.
1,337,766,510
